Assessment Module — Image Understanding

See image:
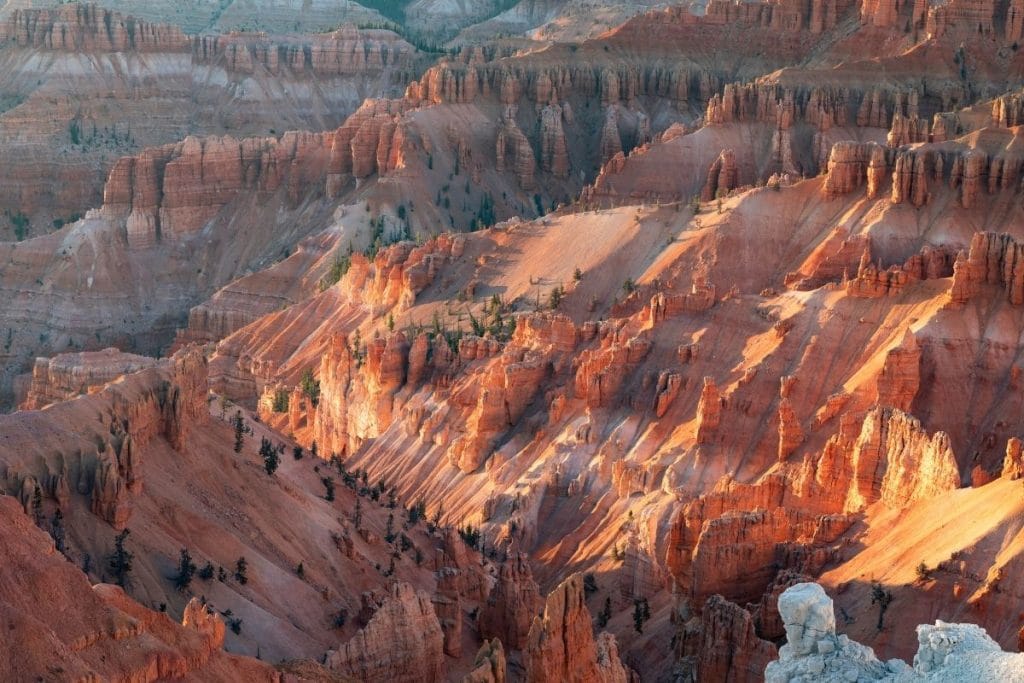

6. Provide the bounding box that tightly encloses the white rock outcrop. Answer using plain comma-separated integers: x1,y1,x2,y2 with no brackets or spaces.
765,582,1024,682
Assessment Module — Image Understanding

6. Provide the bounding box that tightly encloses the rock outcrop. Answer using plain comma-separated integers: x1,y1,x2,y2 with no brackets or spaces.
326,582,445,683
523,573,631,683
479,553,544,649
701,149,739,202
765,582,1024,682
843,407,960,511
949,233,1024,306
23,349,156,410
677,595,778,682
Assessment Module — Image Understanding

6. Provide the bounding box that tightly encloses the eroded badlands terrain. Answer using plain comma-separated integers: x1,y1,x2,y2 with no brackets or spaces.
4,0,1024,680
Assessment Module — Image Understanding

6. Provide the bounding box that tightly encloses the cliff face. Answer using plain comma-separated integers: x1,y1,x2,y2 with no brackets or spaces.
104,132,337,247
0,4,188,52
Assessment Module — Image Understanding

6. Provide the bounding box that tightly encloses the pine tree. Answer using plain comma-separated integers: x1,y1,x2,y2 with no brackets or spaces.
322,476,335,502
260,437,279,475
871,582,893,630
296,562,305,578
293,445,304,460
385,512,396,543
233,411,245,453
597,596,613,628
310,439,319,459
234,557,248,585
353,498,363,530
633,598,650,634
31,485,43,526
50,509,67,555
174,548,197,591
108,529,134,588
198,561,214,581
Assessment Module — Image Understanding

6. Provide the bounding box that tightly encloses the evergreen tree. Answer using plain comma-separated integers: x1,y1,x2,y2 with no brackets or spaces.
50,509,67,555
633,598,651,634
598,596,613,628
296,562,305,578
293,445,304,460
871,582,893,630
31,485,43,526
310,439,319,459
234,557,248,585
353,498,363,530
233,411,245,453
385,512,396,543
174,548,197,591
259,437,279,475
108,529,134,588
198,561,214,581
322,476,335,502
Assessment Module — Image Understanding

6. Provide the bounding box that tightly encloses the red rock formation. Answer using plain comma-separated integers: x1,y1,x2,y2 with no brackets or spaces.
192,26,418,77
926,0,998,38
600,106,624,164
539,104,570,178
778,397,804,460
496,108,536,190
875,332,921,411
434,568,463,657
523,573,630,683
479,553,543,649
1003,437,1024,479
887,113,929,148
890,149,932,207
949,233,1024,306
22,349,156,410
701,149,739,202
696,377,722,444
844,406,960,510
463,640,507,683
327,582,445,682
823,141,881,198
688,507,851,603
104,130,346,247
677,595,778,682
0,4,188,52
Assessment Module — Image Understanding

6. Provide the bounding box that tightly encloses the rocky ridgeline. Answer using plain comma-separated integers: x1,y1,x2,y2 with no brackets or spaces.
100,98,412,248
191,27,421,79
22,348,157,410
822,128,1024,208
862,0,1024,42
0,4,422,80
0,4,188,52
765,582,1024,681
3,349,206,529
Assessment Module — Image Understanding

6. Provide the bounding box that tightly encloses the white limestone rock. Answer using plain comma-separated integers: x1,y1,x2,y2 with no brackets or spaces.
765,582,1024,682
